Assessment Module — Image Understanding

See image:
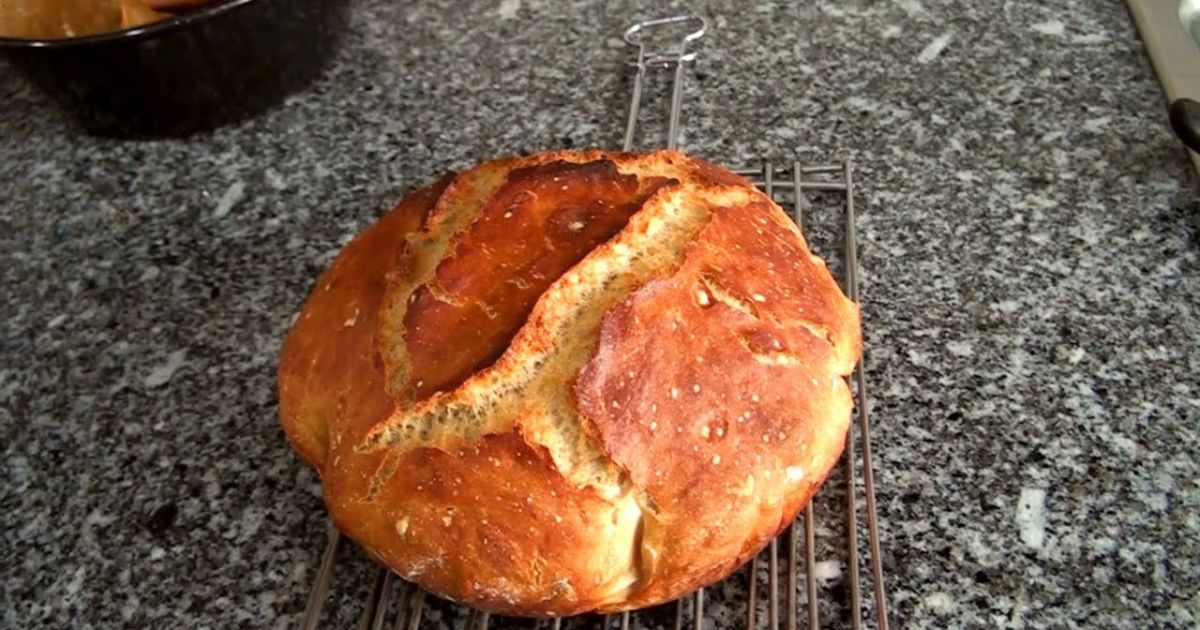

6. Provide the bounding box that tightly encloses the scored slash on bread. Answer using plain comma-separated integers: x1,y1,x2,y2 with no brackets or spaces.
278,150,861,616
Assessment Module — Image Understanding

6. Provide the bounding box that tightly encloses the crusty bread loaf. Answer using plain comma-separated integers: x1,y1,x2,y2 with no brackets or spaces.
278,150,861,616
0,0,187,38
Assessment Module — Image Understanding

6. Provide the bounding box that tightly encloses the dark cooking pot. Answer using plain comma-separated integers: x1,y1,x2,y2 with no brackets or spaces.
0,0,349,137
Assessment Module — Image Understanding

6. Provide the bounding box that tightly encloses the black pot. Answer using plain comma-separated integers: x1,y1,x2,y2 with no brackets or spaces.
0,0,349,137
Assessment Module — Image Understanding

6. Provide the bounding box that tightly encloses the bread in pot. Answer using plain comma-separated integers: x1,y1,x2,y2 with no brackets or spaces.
278,150,861,616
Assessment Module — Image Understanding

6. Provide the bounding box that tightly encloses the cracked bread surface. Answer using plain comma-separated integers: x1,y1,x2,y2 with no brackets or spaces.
277,150,861,616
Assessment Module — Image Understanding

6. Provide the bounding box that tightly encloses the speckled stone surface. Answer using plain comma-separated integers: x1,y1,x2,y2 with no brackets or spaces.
2,0,1198,628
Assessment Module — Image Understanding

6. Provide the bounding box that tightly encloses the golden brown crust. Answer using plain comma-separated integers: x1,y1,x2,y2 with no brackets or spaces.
573,199,858,608
278,150,861,616
278,175,451,468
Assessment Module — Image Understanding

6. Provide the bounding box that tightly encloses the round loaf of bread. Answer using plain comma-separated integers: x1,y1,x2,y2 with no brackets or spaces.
278,150,861,616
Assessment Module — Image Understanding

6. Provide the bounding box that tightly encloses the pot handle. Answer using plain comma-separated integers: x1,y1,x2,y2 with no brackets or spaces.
1169,98,1200,153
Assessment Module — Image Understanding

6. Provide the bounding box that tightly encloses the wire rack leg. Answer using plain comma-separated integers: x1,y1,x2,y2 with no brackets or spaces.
769,537,780,630
804,504,819,630
666,60,686,149
842,162,890,630
840,162,864,630
301,530,342,630
406,590,426,630
373,572,397,630
622,57,646,151
786,524,798,630
357,568,388,630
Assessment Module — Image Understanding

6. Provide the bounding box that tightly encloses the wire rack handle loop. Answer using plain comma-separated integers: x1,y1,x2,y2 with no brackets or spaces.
622,15,708,65
621,14,707,151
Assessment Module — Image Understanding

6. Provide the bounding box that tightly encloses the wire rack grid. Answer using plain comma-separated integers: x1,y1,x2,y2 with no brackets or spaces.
298,15,888,630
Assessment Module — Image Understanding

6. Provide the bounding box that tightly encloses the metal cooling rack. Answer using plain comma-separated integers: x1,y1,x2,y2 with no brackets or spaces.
299,15,888,630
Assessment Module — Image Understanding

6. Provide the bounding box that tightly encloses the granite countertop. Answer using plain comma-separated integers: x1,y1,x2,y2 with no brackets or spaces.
2,0,1198,628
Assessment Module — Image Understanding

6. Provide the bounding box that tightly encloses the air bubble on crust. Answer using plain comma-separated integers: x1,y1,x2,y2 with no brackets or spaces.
786,466,804,483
